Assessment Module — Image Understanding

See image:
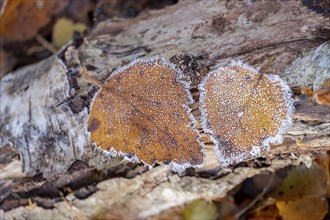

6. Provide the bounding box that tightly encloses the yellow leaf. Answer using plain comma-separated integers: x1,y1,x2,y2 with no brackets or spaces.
52,17,87,48
27,198,37,209
271,162,327,200
276,197,328,220
183,199,218,220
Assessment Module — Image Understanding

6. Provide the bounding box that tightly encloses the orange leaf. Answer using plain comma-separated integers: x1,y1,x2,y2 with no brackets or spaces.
199,62,294,165
314,78,330,106
316,153,330,197
87,58,203,172
300,85,314,96
0,0,68,42
301,78,330,106
314,89,330,106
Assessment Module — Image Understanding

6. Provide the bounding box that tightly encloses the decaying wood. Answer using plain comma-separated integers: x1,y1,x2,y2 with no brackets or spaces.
0,0,330,218
2,156,314,219
1,0,329,177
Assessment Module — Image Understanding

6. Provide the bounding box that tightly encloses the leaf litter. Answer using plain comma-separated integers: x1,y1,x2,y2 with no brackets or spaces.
272,162,328,220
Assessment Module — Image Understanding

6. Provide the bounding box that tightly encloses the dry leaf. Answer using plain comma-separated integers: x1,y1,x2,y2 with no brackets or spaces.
314,78,330,106
300,85,314,96
316,153,330,197
270,162,328,220
52,17,87,49
94,0,178,22
27,198,37,209
271,162,327,200
276,197,328,220
247,205,280,220
301,78,330,106
183,199,218,220
199,61,294,166
0,0,68,42
87,58,203,172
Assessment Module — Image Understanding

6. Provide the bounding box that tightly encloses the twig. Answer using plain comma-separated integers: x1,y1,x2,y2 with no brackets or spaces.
79,68,104,88
234,173,275,219
59,191,86,220
35,34,57,54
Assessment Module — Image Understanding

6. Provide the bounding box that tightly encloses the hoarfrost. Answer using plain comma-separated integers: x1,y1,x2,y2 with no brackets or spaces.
199,61,294,166
87,57,204,173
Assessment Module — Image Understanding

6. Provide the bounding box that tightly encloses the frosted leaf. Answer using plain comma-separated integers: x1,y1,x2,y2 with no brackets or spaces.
87,58,204,171
199,62,294,166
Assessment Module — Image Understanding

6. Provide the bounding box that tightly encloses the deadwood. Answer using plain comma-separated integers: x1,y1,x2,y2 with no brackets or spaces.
1,0,329,218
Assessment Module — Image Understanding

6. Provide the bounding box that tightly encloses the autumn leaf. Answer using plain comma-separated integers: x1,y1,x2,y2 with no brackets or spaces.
271,162,328,220
87,58,203,172
199,61,294,166
52,17,87,49
301,78,330,106
247,205,280,220
276,197,327,220
0,0,68,42
316,153,330,197
183,199,218,220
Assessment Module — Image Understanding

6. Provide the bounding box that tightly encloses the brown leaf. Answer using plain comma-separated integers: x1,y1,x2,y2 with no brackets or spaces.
88,58,203,172
316,153,330,197
300,85,314,96
300,78,330,106
0,0,68,42
199,62,294,165
271,162,328,219
247,204,280,220
314,78,330,106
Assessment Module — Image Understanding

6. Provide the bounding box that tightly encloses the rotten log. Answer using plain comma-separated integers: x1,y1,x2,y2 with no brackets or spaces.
1,0,329,176
0,0,330,218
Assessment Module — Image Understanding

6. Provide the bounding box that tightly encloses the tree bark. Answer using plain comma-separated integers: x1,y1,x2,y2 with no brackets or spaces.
1,0,329,218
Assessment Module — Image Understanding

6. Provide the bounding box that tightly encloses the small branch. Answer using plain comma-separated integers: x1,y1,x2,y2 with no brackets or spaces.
79,68,103,88
35,34,57,54
234,173,275,219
